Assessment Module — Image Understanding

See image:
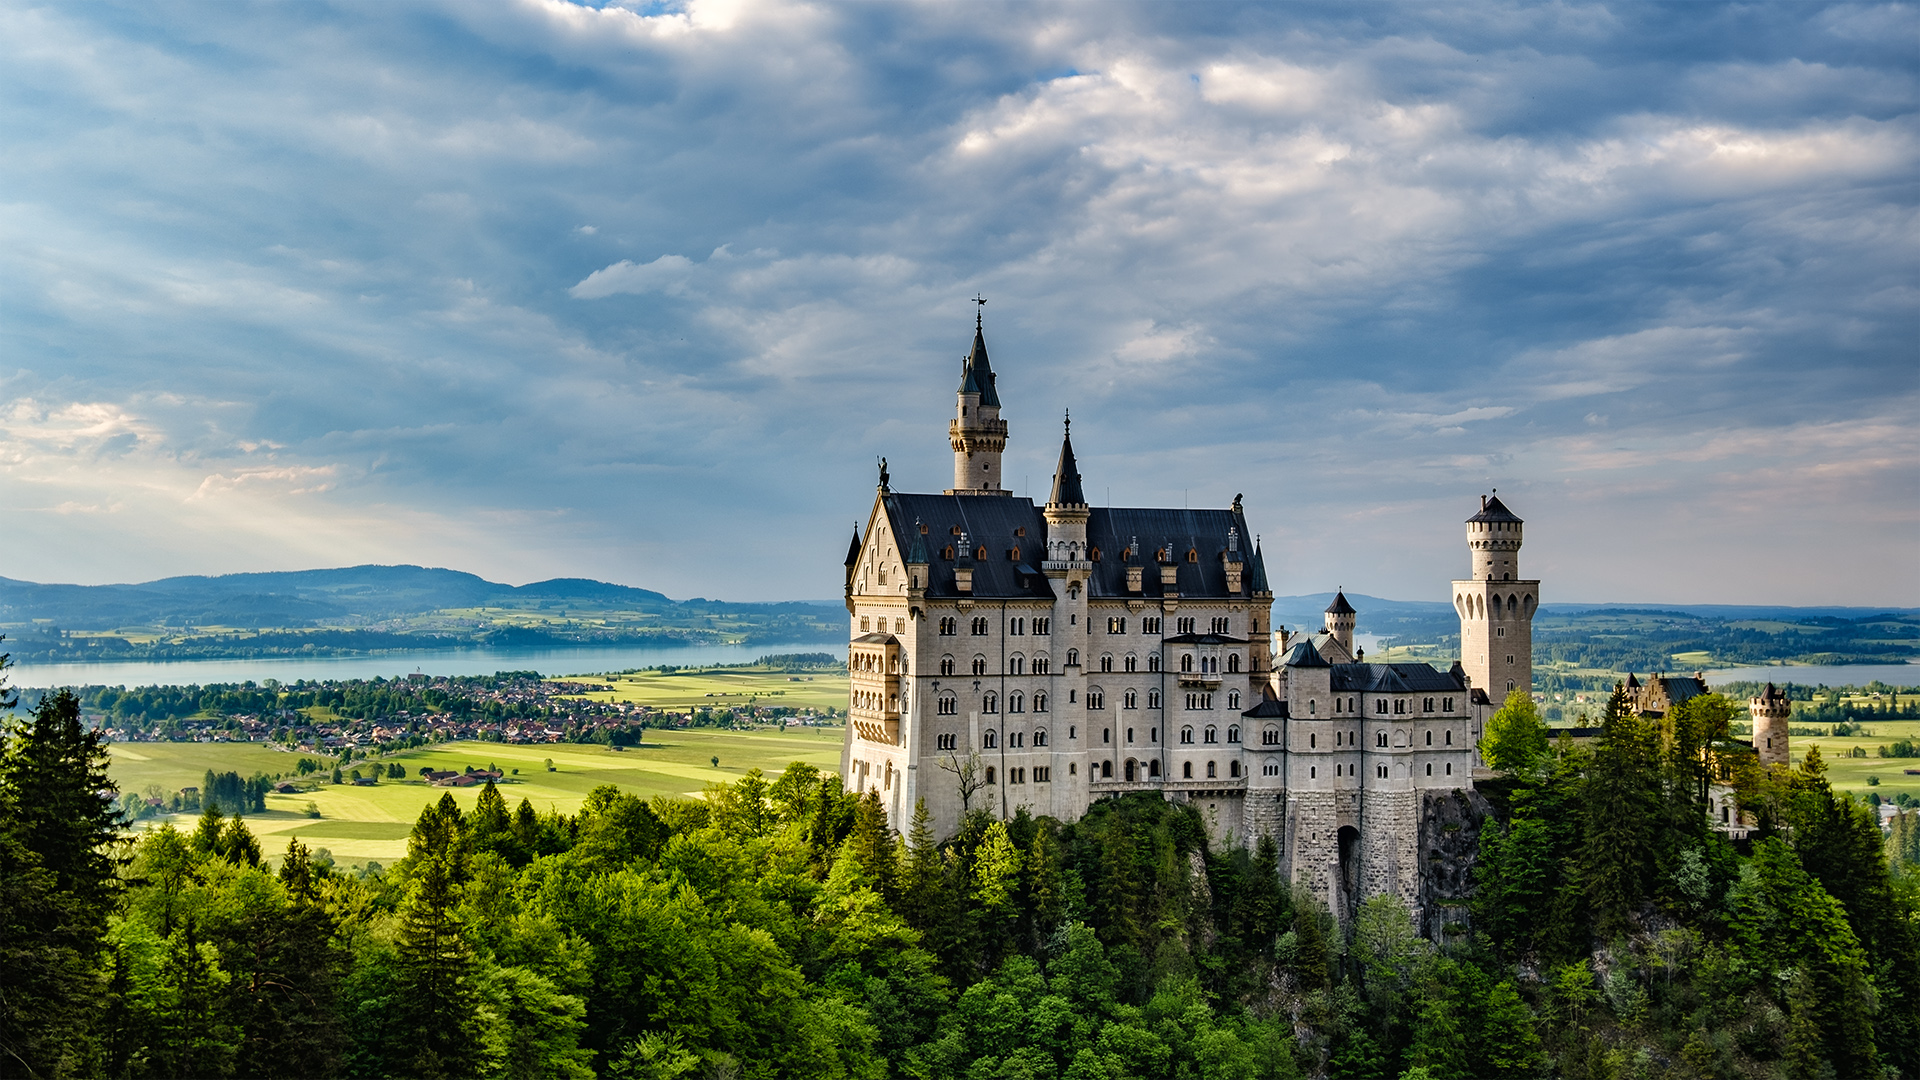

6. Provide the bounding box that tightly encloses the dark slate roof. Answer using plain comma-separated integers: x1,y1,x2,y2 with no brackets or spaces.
958,327,1001,407
851,632,898,645
1325,591,1355,615
844,526,862,568
1242,696,1289,719
1283,641,1331,668
1649,674,1710,707
1467,494,1523,524
1048,424,1087,507
1758,682,1789,703
1329,662,1468,693
1248,541,1270,594
1163,633,1251,646
906,520,930,564
877,495,1252,601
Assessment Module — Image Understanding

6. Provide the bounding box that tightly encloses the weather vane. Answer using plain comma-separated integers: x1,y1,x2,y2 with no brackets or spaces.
972,294,986,328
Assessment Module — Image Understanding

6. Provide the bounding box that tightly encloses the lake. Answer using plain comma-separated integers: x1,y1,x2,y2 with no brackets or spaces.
4,640,847,689
1701,661,1919,688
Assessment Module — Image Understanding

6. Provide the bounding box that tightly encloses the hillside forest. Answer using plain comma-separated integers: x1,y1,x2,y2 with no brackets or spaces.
4,673,1919,1079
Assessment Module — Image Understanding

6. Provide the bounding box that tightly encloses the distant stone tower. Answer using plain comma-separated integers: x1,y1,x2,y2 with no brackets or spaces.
1324,591,1357,658
1452,493,1538,704
1751,683,1791,766
947,308,1010,496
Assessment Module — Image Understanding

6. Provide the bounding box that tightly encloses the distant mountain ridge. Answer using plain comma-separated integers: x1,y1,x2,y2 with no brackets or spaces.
0,565,828,630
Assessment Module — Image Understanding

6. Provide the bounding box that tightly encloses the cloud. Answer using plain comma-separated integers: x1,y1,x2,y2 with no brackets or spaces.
0,1,1910,604
571,254,696,298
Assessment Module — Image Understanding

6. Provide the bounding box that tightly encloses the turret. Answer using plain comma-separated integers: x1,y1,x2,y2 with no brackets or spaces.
947,308,1010,496
1323,591,1356,656
1467,493,1523,581
1043,413,1089,561
1751,683,1791,767
1453,492,1539,702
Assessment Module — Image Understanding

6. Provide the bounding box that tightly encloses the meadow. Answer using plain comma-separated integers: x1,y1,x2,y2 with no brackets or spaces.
558,666,848,713
109,724,845,865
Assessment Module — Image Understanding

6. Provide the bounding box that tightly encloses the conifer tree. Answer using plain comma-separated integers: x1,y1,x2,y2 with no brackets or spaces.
1581,684,1661,935
392,794,487,1079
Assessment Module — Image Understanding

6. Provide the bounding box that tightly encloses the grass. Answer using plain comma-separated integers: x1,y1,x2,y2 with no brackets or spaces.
555,668,848,714
112,727,846,866
1792,718,1920,803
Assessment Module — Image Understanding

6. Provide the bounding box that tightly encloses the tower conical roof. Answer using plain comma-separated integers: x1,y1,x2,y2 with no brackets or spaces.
1248,540,1270,593
844,526,861,568
1325,590,1356,616
957,325,1001,407
1467,493,1522,524
1048,417,1086,507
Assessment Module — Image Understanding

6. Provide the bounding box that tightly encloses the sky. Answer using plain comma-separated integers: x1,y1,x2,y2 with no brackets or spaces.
0,1,1915,607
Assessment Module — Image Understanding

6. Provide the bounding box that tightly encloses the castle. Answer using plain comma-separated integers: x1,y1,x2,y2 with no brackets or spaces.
840,316,1532,919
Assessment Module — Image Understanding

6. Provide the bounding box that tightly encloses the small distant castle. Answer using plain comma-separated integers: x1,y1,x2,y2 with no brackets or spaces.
839,314,1784,920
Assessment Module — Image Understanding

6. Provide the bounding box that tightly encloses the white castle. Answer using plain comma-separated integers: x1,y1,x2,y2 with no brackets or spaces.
840,317,1539,918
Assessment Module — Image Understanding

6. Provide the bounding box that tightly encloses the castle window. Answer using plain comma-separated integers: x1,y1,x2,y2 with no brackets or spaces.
1034,618,1050,634
1009,692,1024,713
1425,730,1432,746
1506,680,1515,692
983,729,997,748
1088,690,1105,710
1310,766,1316,779
1505,655,1514,666
1148,760,1160,777
984,693,998,714
1227,724,1240,743
860,617,870,631
1181,654,1194,673
1423,697,1434,712
943,546,955,560
1143,617,1162,634
1496,627,1505,638
1442,697,1453,713
1183,761,1193,779
971,617,989,635
1204,725,1218,744
1228,690,1241,710
1181,726,1194,744
1445,730,1453,745
1010,731,1023,748
1035,766,1051,782
1263,761,1280,776
1228,654,1240,673
1034,728,1048,747
1070,762,1077,775
1067,649,1079,666
1101,654,1113,672
1229,761,1240,778
1187,549,1199,563
1395,700,1405,714
1010,655,1025,675
972,656,987,676
939,617,956,635
975,546,987,560
1376,700,1388,714
938,694,957,716
937,732,956,749
1206,760,1216,777
1124,654,1137,672
1445,762,1452,775
1309,699,1315,715
1011,617,1024,635
985,766,996,784
1426,763,1432,776
1090,547,1101,561
1377,731,1387,747
1034,692,1048,713
1103,728,1110,743
1263,728,1279,746
1148,654,1161,672
1147,689,1161,709
1178,617,1195,634
1102,760,1113,779
1211,617,1229,634
941,656,955,676
1126,727,1134,743
1108,616,1125,634
1008,547,1019,561
1124,690,1138,709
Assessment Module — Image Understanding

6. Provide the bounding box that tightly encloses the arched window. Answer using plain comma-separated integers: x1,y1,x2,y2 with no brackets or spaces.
1183,761,1193,779
1181,726,1194,744
1124,654,1137,672
983,729,997,748
1148,760,1160,777
938,693,957,716
972,656,987,675
1124,689,1138,709
940,655,955,676
939,617,956,635
1010,655,1025,675
971,617,989,635
1100,654,1113,672
1180,654,1194,673
1229,760,1240,778
1148,654,1161,672
1066,649,1079,667
983,693,998,714
1010,731,1023,748
937,732,957,750
1227,654,1240,673
985,766,996,784
1087,689,1105,710
1228,690,1241,710
1009,692,1024,713
1206,761,1217,778
1147,688,1161,709
1227,725,1241,743
1034,728,1048,747
1204,726,1218,744
1034,692,1048,712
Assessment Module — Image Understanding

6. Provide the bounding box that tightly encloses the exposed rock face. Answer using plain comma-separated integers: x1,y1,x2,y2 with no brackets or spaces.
1417,787,1492,943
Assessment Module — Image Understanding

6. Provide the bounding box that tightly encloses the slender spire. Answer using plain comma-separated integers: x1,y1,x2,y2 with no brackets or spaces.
1248,538,1270,593
844,524,861,568
958,318,999,407
1048,411,1086,507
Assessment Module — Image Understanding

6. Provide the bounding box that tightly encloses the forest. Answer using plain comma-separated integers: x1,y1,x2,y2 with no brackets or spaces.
3,677,1918,1079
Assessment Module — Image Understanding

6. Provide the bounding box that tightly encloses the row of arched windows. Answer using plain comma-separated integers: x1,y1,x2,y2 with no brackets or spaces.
1179,724,1242,744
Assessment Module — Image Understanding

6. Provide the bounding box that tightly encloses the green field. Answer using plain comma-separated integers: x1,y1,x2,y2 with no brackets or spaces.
558,668,848,713
1791,718,1920,803
110,727,845,865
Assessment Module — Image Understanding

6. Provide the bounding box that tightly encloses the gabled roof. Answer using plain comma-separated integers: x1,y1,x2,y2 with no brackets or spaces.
1325,590,1355,616
1283,641,1331,668
1048,421,1087,507
958,326,1001,407
1241,696,1289,719
1467,494,1523,524
851,632,898,645
1163,633,1251,646
1328,662,1469,693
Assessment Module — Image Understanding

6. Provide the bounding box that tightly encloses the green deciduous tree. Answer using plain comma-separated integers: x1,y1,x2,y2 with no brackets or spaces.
1481,690,1549,772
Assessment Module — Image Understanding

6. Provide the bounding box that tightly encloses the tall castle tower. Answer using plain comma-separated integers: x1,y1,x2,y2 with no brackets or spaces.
1323,591,1356,659
947,308,1010,496
1751,683,1791,766
1452,493,1538,704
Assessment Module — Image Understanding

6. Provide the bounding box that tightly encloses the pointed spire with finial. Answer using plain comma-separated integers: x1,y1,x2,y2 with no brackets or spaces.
1048,410,1086,508
958,295,999,407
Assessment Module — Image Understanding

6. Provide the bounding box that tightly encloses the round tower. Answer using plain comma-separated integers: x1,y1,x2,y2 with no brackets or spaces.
1452,493,1539,702
1750,683,1791,767
1323,591,1356,657
1468,493,1523,581
947,306,1010,496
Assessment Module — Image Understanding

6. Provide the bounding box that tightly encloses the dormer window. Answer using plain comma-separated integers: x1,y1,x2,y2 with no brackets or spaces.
1187,549,1198,563
943,546,955,560
1090,547,1101,561
1014,526,1025,537
975,546,987,560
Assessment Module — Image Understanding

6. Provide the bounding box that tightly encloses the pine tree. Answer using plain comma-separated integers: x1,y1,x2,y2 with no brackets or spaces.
849,788,898,903
1581,684,1660,936
391,794,486,1079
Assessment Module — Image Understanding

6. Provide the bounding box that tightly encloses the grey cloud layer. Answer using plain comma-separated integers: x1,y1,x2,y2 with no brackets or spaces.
0,0,1912,605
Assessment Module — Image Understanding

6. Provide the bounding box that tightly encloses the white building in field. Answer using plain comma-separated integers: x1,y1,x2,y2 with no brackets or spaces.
841,316,1532,919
